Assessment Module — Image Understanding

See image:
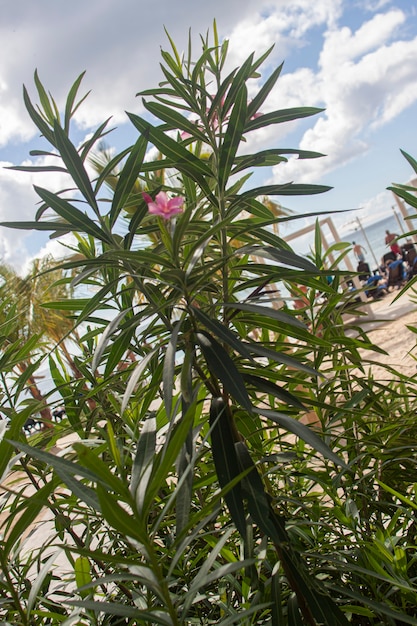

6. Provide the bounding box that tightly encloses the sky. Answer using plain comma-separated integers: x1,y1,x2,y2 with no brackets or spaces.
1,0,417,272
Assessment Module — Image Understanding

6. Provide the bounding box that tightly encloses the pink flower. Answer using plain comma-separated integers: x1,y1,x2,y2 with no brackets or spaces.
142,191,184,220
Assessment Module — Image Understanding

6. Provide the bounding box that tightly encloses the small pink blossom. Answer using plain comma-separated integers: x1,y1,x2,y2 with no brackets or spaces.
142,191,184,220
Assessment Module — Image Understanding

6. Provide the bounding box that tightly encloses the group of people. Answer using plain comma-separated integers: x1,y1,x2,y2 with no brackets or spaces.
352,229,417,299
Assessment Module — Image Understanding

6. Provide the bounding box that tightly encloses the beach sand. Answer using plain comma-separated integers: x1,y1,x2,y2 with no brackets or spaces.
352,288,417,379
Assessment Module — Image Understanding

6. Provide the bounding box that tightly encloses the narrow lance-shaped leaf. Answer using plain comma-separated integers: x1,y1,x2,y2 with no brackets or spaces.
247,62,284,118
80,117,113,162
27,551,63,613
176,402,194,534
9,440,102,481
3,479,57,558
67,601,172,624
53,121,100,215
34,185,113,243
96,485,148,544
222,52,254,116
64,71,88,132
242,373,306,409
92,309,129,373
7,164,68,173
163,320,182,419
126,112,216,200
237,183,332,203
191,306,254,361
110,134,148,227
253,407,348,469
121,348,159,415
0,220,73,234
232,148,325,175
23,83,56,146
239,245,319,272
235,441,289,544
131,416,157,514
218,84,248,190
34,69,57,124
144,100,208,143
245,107,324,133
224,301,307,330
400,148,417,175
196,330,252,411
209,398,246,538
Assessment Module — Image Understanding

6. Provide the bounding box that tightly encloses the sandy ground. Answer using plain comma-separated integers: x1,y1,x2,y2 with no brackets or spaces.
351,288,417,379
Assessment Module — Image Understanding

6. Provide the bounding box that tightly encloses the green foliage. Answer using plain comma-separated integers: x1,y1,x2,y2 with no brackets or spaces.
1,23,417,626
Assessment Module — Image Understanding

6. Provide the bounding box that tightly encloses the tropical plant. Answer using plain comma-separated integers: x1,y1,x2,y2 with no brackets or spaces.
1,23,417,626
0,255,85,427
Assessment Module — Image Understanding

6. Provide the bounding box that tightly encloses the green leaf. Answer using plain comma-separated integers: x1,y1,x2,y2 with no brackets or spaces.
53,121,99,214
327,585,417,625
64,71,88,132
245,107,324,132
224,301,306,329
23,83,56,146
92,309,129,372
196,331,252,411
400,148,417,175
9,440,102,483
245,341,321,378
34,69,57,124
55,469,101,510
72,442,129,497
96,484,146,543
387,185,417,210
0,220,73,234
191,306,253,360
27,550,63,614
79,117,113,161
252,407,348,469
222,53,254,116
126,113,215,199
121,348,159,415
239,245,319,272
74,556,92,598
235,441,289,544
218,84,248,189
237,183,332,202
7,164,68,173
242,373,306,409
34,186,112,243
67,600,171,624
142,402,196,516
163,320,182,419
209,398,246,538
131,416,156,514
247,63,283,117
144,100,208,143
110,135,148,226
232,148,325,175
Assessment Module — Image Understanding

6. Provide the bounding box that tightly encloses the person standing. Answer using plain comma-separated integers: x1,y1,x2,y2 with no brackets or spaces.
352,241,366,262
385,230,401,256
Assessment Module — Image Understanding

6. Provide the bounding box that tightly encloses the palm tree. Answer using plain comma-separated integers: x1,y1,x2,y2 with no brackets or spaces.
0,255,92,427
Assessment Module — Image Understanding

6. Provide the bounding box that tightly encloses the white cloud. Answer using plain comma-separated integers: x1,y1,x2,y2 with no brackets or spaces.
269,8,417,184
0,156,75,270
225,0,343,71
